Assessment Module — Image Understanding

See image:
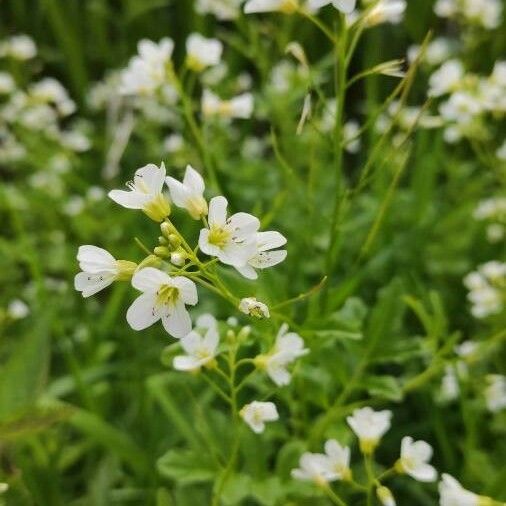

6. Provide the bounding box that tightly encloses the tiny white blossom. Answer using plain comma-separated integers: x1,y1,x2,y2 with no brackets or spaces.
240,401,279,433
347,407,392,453
120,38,174,97
239,297,270,319
195,0,241,20
74,245,136,298
438,474,482,506
484,375,506,413
108,163,170,222
127,267,198,338
396,436,437,482
186,33,223,72
235,231,287,279
365,0,406,26
173,314,219,371
324,439,352,480
166,165,208,220
202,89,253,119
7,299,30,319
0,72,15,94
429,60,464,97
291,452,339,484
1,34,37,60
199,196,259,266
255,323,308,386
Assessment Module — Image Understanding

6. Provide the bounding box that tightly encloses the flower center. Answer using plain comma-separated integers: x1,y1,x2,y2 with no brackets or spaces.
280,0,298,14
156,284,179,306
208,226,230,248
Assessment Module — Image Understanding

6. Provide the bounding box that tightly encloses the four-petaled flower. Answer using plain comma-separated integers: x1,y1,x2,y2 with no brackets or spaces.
235,231,287,279
240,401,279,433
166,164,208,219
173,314,219,371
291,452,339,485
255,323,308,385
347,407,392,454
199,196,259,267
186,33,223,72
75,245,136,298
202,89,254,119
396,436,437,482
108,163,170,222
126,267,198,338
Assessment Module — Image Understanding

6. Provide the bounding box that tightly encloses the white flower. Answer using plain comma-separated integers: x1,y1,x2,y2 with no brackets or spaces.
377,486,396,506
464,262,505,318
0,483,8,494
120,38,174,96
164,134,184,153
324,440,352,480
428,60,464,97
347,407,392,453
199,196,259,266
484,375,506,413
244,0,300,14
309,0,356,13
235,231,287,279
455,340,479,360
108,163,170,222
434,0,457,17
202,89,254,119
438,474,482,506
255,323,308,386
240,401,279,433
344,120,361,153
291,452,339,484
239,297,270,318
396,436,437,482
173,314,219,371
74,245,136,298
186,33,223,72
127,267,198,338
7,299,29,319
166,165,208,220
30,78,76,116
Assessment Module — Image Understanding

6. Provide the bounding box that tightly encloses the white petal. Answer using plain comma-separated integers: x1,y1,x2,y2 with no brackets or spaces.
126,292,160,330
409,464,437,482
267,365,291,386
244,0,282,13
256,231,287,251
108,189,150,209
135,163,166,193
196,313,217,330
171,276,198,305
208,196,228,226
219,241,257,267
77,245,116,273
74,271,115,297
334,0,356,13
309,0,331,8
183,165,205,194
228,212,260,239
202,326,219,352
249,250,287,269
235,263,259,280
180,330,203,354
131,267,171,292
162,300,192,338
173,355,201,371
166,177,190,207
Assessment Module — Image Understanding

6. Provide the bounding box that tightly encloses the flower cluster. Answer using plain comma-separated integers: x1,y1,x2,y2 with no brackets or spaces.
474,197,506,243
76,163,287,337
434,0,503,30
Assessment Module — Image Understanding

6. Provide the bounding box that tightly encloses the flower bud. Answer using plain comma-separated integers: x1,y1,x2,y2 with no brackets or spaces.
168,234,181,248
170,250,186,266
377,486,396,506
160,221,176,238
137,255,162,269
154,246,171,258
158,235,168,245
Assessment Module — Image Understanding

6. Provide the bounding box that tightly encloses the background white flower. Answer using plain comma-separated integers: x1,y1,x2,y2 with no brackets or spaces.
186,33,223,71
166,164,208,219
347,407,392,453
202,89,254,119
240,401,279,433
291,452,339,484
126,267,198,338
396,436,437,482
438,474,482,506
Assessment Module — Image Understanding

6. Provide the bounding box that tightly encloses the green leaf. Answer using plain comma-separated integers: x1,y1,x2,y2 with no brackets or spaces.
157,449,217,485
362,375,404,402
